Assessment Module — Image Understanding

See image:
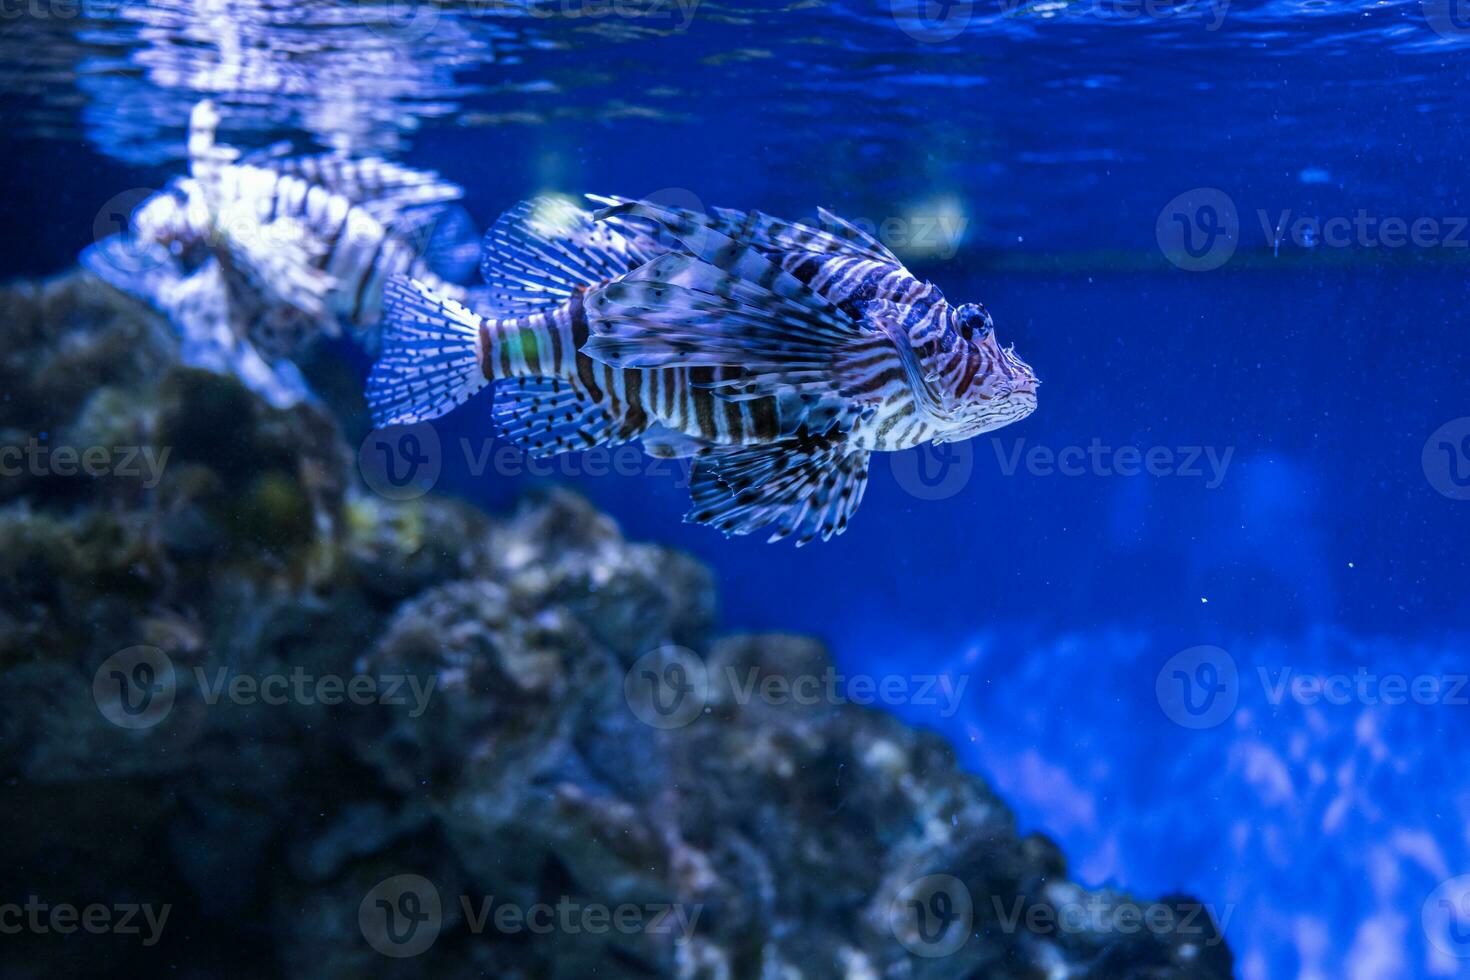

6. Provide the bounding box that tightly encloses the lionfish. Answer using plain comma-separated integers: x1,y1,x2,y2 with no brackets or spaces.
83,101,480,406
368,196,1039,544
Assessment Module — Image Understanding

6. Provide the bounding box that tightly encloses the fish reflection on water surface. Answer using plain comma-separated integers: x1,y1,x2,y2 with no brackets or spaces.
83,101,483,407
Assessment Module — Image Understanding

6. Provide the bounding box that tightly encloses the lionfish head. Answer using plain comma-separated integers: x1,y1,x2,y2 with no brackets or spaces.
942,301,1038,438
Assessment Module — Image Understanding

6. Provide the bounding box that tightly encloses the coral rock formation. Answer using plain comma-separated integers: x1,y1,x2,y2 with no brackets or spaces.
0,272,1233,979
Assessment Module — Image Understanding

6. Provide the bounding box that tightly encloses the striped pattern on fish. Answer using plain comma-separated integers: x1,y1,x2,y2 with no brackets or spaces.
98,100,480,362
368,194,1038,544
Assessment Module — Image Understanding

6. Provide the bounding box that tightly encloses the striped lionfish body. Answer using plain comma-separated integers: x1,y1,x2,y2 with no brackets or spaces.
369,195,1038,544
82,101,480,405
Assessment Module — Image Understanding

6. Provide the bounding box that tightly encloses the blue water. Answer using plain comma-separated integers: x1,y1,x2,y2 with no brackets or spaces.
5,1,1470,975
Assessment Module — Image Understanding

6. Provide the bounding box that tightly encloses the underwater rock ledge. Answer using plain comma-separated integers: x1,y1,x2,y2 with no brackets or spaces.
0,270,1233,978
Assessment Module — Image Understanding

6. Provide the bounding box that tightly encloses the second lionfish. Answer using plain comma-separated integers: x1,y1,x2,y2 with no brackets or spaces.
368,196,1039,544
83,101,481,406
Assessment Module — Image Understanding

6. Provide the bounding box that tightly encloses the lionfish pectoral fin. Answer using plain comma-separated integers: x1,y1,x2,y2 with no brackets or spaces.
686,432,871,546
583,239,872,401
477,196,650,316
490,376,623,458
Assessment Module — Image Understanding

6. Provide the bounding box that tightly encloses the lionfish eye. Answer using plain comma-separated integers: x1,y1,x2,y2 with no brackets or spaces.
956,304,992,342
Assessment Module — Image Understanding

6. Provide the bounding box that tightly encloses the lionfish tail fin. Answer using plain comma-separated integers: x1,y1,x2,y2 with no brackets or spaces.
367,276,488,426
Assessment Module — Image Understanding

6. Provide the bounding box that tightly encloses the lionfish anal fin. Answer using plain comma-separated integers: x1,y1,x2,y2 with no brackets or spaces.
489,376,622,458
